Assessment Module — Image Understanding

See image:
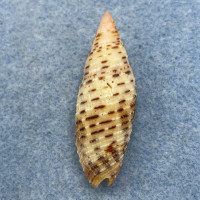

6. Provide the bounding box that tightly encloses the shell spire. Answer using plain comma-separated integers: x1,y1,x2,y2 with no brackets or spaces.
97,11,116,33
76,11,136,188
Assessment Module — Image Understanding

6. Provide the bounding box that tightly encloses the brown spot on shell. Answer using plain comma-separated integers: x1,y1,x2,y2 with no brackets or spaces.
89,88,96,92
130,102,136,108
122,56,126,59
112,46,118,49
86,80,92,84
99,120,112,124
125,90,130,93
101,60,108,63
102,66,109,69
90,139,97,143
86,115,99,120
96,33,102,37
109,125,116,130
117,108,124,112
118,51,122,54
131,79,134,82
91,97,100,101
89,124,96,128
112,150,120,162
84,72,89,76
125,70,131,75
119,100,126,104
91,129,104,135
105,133,113,138
80,110,85,114
117,82,125,85
105,144,115,153
113,93,119,96
94,147,100,151
121,114,129,119
107,83,112,88
122,121,129,125
80,135,86,139
98,76,104,80
123,127,129,132
79,127,85,131
81,100,87,104
108,111,115,115
76,120,82,125
113,74,119,77
79,93,83,96
94,105,105,109
85,65,90,69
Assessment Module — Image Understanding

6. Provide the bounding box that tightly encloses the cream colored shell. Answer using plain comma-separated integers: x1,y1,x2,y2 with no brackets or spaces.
75,12,136,188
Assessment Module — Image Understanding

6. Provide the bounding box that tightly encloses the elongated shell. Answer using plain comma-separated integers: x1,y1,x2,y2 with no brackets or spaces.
76,11,136,188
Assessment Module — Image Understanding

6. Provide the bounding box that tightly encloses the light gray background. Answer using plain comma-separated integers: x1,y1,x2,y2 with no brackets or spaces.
0,0,199,199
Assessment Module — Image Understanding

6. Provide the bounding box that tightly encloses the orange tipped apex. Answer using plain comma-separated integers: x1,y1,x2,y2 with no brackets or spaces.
97,11,117,33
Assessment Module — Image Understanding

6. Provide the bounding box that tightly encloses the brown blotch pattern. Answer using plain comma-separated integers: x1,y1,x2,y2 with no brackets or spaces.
117,108,124,112
99,120,112,124
123,127,129,132
91,129,104,135
98,77,104,80
80,110,85,114
89,88,96,92
80,135,87,139
109,125,116,130
105,144,115,153
90,139,97,143
113,74,119,77
86,80,92,84
89,124,96,128
81,100,87,105
94,105,105,109
121,114,129,119
119,100,126,104
79,127,85,131
94,147,100,151
91,97,100,101
86,115,99,120
105,133,114,138
76,120,82,125
108,111,115,115
125,90,130,93
125,70,131,75
117,82,125,85
122,121,129,126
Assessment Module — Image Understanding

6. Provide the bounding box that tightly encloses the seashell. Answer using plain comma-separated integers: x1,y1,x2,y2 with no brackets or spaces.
75,11,136,188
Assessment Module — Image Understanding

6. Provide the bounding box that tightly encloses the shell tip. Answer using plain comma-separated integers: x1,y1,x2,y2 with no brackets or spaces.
97,11,116,33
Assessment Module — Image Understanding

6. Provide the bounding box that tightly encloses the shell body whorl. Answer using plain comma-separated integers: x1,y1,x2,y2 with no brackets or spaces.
76,11,136,188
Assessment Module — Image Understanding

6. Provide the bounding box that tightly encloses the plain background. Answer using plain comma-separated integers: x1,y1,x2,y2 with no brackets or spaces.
0,0,199,199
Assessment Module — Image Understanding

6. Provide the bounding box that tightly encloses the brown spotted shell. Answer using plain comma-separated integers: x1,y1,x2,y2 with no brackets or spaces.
75,11,136,188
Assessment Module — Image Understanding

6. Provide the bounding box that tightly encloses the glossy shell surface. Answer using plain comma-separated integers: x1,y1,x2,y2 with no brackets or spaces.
76,12,136,188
